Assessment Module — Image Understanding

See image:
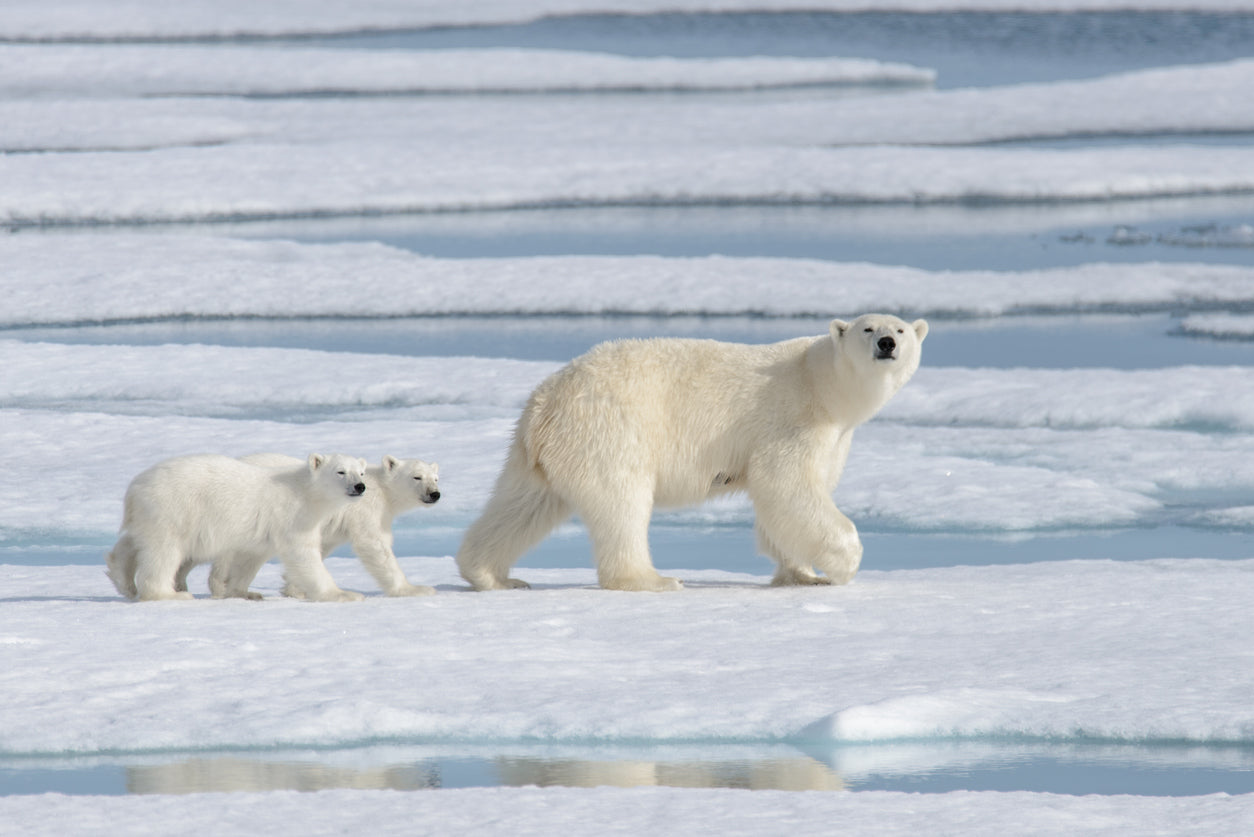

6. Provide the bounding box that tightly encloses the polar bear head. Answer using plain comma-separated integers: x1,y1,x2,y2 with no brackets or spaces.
824,314,928,422
831,313,928,371
381,455,441,506
309,452,369,498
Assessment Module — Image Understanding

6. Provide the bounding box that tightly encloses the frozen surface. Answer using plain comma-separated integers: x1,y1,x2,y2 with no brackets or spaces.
6,338,1254,536
1,558,1253,831
3,54,1254,220
1,787,1250,837
1,0,1252,40
1180,313,1254,339
2,0,1252,827
0,45,934,97
4,235,1254,323
3,558,1254,752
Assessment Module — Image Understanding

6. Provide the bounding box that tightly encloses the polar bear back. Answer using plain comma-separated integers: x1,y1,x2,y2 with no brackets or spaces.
524,336,813,455
122,454,341,556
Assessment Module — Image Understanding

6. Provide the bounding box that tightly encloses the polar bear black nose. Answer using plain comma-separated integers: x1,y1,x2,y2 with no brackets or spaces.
429,491,441,502
877,336,896,353
353,482,366,494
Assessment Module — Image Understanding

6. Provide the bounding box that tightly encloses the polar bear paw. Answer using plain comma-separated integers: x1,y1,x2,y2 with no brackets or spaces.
387,583,437,597
601,574,683,592
770,567,834,587
304,588,365,603
465,573,531,591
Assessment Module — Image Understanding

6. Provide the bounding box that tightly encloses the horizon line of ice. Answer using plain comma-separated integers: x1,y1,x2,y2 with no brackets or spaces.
1,0,1252,41
5,61,1253,155
0,46,935,98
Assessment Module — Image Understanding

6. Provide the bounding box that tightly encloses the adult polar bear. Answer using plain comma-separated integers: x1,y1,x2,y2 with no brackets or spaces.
457,313,928,592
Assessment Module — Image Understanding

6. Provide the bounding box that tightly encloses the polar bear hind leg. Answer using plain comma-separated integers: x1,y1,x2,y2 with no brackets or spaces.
456,457,572,591
207,551,268,600
579,488,681,592
132,536,194,601
105,533,140,600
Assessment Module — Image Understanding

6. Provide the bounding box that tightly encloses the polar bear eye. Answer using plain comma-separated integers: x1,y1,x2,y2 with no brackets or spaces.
863,327,873,333
897,328,904,334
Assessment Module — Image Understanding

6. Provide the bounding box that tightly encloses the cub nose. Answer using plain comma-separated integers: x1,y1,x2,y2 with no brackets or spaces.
352,482,366,494
428,490,441,502
877,336,896,353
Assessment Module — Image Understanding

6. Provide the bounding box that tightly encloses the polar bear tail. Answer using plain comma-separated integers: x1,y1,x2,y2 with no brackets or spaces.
105,532,140,600
456,441,571,591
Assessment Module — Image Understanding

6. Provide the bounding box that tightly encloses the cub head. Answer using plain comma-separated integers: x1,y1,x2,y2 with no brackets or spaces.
831,313,928,374
382,455,441,506
309,452,368,498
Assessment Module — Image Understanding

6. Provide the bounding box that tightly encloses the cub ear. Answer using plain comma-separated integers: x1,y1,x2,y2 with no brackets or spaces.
383,454,401,473
431,463,439,475
829,319,850,340
913,319,929,342
308,453,326,471
357,457,368,472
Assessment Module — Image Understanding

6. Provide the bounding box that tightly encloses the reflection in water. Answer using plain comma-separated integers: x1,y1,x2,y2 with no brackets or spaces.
126,758,440,794
5,741,1254,797
123,753,843,795
494,756,843,791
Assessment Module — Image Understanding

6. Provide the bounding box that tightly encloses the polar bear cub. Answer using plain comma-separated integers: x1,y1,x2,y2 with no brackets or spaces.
241,454,441,598
105,453,368,602
457,313,927,592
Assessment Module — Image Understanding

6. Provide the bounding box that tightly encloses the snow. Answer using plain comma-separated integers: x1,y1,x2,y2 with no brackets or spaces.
3,558,1254,832
2,1,1253,832
7,338,1254,536
1179,313,1254,340
4,58,1254,220
4,235,1254,323
0,45,935,97
1,788,1250,837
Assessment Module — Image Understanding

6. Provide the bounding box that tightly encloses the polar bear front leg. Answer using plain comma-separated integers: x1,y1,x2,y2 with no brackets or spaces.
280,541,364,602
355,536,436,597
750,474,863,587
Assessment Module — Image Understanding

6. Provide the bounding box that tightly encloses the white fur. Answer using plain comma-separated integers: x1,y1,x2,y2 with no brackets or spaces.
105,453,369,602
240,454,441,598
456,314,928,592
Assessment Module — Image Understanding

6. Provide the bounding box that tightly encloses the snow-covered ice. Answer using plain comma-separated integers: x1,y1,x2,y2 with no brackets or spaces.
4,235,1254,323
3,557,1254,832
0,45,935,98
1,0,1252,41
2,1,1253,832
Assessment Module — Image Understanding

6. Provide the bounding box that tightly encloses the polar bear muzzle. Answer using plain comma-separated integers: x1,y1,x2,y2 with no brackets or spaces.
874,335,897,360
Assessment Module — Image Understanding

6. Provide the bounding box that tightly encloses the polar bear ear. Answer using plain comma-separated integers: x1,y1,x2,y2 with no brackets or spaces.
431,463,439,475
913,319,929,342
308,453,326,471
383,455,401,473
829,319,850,340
